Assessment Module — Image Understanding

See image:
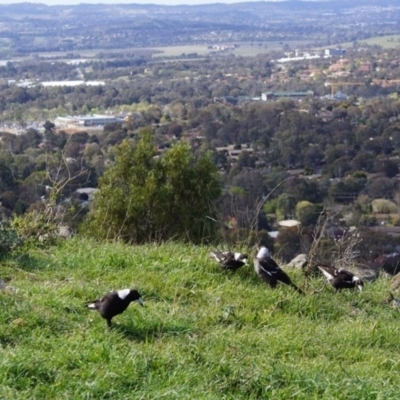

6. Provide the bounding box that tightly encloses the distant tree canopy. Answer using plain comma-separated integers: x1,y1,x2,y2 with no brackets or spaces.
83,128,221,243
295,200,319,226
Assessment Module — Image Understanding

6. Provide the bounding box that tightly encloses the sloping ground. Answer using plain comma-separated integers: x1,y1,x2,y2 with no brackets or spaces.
0,238,399,399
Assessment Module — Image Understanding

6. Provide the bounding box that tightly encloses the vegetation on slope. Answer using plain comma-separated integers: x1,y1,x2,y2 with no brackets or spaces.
0,238,399,399
84,129,221,244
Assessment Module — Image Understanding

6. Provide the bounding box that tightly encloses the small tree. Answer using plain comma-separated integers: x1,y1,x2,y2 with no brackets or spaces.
0,162,15,192
371,199,397,214
276,193,296,220
295,200,318,226
11,153,89,246
83,128,221,243
0,220,20,257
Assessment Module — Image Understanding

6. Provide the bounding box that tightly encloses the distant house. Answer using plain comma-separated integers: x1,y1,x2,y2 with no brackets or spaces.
213,96,239,105
333,91,348,100
324,48,346,57
209,44,237,51
371,79,400,87
261,91,314,102
79,114,120,126
213,96,252,105
328,70,351,78
215,144,253,160
328,62,345,72
40,80,105,87
358,63,373,74
318,109,334,122
55,114,121,127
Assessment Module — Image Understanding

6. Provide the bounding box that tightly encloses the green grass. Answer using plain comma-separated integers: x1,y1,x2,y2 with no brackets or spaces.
0,238,399,399
151,41,313,58
338,35,400,49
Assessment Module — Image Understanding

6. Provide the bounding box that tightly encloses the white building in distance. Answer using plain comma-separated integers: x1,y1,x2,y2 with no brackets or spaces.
40,80,105,87
55,114,120,127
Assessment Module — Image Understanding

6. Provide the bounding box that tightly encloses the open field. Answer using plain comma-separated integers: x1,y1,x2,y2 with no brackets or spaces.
151,41,312,58
0,238,399,399
0,40,314,65
338,35,400,49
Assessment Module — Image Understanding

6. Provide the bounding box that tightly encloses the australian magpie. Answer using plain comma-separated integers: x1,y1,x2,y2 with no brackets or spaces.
317,265,364,292
254,247,304,294
86,288,144,328
210,251,248,271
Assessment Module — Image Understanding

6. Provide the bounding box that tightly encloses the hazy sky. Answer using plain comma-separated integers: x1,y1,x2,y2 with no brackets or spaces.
0,0,273,4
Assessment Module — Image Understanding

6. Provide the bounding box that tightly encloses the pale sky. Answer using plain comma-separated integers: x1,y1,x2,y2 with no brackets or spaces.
0,0,275,5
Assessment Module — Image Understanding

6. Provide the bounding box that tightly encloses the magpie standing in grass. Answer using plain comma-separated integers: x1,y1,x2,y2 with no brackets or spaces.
254,247,304,294
210,251,248,271
317,265,364,292
85,288,144,328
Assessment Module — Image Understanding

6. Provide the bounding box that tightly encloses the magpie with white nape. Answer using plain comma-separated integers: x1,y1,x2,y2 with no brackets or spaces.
210,251,248,271
85,288,144,328
317,264,364,292
254,247,304,294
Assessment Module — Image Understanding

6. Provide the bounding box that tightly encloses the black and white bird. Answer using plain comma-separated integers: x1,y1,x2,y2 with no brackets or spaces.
317,265,364,292
210,251,248,271
85,288,144,328
254,247,304,294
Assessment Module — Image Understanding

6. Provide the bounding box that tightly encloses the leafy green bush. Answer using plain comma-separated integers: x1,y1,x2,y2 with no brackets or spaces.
0,220,21,257
303,166,314,175
371,199,397,214
11,211,59,247
263,198,278,215
83,129,221,244
276,193,296,220
356,194,372,213
352,171,367,179
359,214,377,226
295,200,318,226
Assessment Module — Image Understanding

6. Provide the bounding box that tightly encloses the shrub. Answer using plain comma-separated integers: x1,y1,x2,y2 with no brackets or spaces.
83,129,221,244
371,199,397,214
263,198,278,215
359,214,377,226
303,166,314,175
11,210,59,247
0,220,21,257
356,194,372,213
295,200,318,226
353,171,367,179
276,193,296,220
10,188,73,247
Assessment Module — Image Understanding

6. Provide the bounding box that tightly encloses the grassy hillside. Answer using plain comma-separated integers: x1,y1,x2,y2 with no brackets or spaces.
338,34,400,49
0,238,399,399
